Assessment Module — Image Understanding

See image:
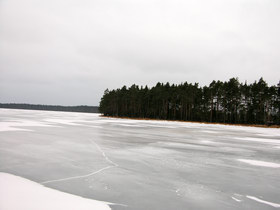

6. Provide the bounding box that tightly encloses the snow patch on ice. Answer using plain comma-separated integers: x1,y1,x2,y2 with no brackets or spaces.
246,195,280,208
0,172,111,210
43,118,82,126
238,159,280,168
232,197,242,202
234,137,280,145
118,123,145,127
202,130,218,134
201,140,214,144
0,120,56,132
89,125,103,128
0,124,32,132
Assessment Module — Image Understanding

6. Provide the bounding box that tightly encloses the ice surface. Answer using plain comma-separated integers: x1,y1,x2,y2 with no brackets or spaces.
0,172,111,210
41,140,118,184
0,108,280,210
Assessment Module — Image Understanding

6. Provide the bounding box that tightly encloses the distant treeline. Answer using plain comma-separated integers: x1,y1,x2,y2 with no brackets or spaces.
100,78,280,125
0,103,99,113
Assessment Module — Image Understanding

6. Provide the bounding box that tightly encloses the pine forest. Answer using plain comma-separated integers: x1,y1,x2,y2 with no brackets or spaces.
99,78,280,125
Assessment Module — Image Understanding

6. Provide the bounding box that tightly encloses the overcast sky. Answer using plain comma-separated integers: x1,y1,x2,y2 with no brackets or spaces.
0,0,279,106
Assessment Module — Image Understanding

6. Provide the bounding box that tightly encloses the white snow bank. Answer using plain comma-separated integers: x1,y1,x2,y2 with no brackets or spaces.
238,159,280,168
0,173,111,210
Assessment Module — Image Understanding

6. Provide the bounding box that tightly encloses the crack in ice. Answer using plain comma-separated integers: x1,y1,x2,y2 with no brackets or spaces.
41,140,118,184
41,166,114,184
90,140,118,167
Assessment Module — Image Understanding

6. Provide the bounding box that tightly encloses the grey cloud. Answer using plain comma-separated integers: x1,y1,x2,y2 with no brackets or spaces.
0,0,279,105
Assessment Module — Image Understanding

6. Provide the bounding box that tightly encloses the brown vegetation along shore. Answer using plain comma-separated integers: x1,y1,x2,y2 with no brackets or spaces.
100,115,280,129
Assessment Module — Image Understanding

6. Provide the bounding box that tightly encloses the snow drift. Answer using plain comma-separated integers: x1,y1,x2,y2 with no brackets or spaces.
0,173,111,210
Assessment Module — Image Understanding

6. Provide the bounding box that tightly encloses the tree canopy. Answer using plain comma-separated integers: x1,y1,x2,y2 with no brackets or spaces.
99,78,280,125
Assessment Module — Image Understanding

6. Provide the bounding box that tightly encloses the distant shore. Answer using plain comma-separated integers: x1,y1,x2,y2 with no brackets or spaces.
0,103,99,113
100,115,280,129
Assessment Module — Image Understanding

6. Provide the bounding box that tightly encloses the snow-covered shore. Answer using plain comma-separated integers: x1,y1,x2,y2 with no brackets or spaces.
0,173,111,210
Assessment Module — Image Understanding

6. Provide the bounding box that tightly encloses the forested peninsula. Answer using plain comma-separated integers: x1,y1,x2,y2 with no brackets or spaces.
100,78,280,125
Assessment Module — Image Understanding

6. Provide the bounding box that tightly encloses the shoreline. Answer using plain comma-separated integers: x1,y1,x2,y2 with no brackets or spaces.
100,115,280,129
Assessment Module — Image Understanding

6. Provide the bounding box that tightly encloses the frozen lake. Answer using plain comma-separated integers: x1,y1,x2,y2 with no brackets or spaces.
0,108,280,210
